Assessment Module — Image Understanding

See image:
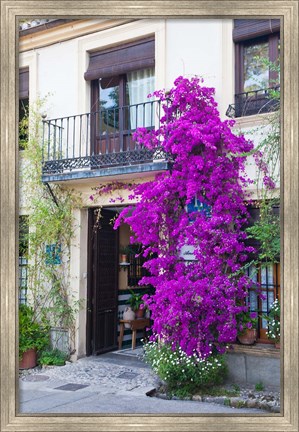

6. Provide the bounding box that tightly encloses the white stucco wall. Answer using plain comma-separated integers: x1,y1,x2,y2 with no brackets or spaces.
36,39,79,119
165,19,234,117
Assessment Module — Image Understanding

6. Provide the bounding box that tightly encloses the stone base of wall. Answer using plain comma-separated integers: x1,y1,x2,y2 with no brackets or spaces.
226,344,280,388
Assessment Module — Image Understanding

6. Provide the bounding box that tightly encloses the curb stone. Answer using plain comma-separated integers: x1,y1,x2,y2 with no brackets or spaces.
151,386,280,412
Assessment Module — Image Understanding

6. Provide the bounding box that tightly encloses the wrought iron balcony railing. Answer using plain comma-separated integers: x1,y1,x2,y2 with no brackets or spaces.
42,100,166,176
226,86,280,118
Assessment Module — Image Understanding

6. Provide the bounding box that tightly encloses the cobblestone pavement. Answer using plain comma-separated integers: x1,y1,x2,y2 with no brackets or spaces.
20,349,160,393
19,349,272,414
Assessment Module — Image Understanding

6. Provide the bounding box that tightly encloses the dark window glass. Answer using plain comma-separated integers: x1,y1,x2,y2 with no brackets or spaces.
99,79,120,131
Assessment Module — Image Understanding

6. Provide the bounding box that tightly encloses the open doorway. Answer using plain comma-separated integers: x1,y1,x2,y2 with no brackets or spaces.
86,208,119,355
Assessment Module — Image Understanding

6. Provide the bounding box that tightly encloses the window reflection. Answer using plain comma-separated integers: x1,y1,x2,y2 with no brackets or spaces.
243,41,269,92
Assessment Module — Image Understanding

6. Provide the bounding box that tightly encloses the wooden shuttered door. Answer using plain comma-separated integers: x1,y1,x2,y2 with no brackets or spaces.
84,37,155,81
233,19,280,42
19,67,29,99
87,209,119,355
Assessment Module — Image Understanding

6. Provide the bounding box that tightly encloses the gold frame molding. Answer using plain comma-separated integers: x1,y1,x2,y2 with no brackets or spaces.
0,1,298,431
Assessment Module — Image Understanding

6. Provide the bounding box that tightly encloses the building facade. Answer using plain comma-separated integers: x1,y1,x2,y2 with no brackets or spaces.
19,18,280,360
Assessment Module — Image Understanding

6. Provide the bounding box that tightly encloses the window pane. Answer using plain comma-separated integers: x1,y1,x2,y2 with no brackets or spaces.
248,264,258,282
249,290,258,311
126,68,155,128
243,41,269,92
261,264,274,285
99,80,119,131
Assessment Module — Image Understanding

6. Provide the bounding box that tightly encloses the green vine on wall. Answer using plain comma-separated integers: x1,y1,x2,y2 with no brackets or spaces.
20,99,83,352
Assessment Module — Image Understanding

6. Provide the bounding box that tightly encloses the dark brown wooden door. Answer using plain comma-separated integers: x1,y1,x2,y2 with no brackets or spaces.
87,208,119,355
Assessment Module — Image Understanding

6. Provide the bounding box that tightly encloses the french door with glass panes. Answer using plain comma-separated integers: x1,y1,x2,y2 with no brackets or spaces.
90,68,155,156
247,263,280,341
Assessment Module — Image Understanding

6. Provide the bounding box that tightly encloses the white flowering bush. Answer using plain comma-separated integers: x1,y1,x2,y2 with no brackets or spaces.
265,299,280,343
143,341,227,395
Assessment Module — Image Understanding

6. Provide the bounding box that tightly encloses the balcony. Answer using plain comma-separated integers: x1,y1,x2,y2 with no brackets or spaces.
226,86,280,118
41,100,168,182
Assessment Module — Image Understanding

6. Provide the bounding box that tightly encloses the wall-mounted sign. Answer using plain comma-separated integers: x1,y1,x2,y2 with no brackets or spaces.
180,244,197,261
186,197,211,218
45,243,62,265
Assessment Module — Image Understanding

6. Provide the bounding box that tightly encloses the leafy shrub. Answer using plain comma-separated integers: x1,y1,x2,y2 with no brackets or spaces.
255,381,264,391
39,348,68,366
143,341,227,395
126,290,144,311
19,304,50,359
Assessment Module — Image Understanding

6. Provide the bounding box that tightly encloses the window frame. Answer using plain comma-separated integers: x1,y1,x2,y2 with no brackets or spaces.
235,32,280,95
247,263,280,343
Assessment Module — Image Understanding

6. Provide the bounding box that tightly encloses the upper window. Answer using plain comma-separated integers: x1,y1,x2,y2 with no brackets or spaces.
232,19,280,117
85,38,156,155
243,39,271,92
98,68,155,131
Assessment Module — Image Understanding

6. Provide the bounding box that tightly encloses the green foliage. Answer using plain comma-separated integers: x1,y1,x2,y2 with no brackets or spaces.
255,382,264,392
126,289,144,311
19,99,29,150
236,309,258,336
143,341,227,395
236,400,246,408
246,201,280,263
231,383,241,392
38,348,68,366
19,304,50,359
20,99,83,351
119,245,133,255
236,58,280,267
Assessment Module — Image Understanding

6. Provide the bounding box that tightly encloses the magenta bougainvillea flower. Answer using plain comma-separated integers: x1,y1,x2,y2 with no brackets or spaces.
113,77,256,358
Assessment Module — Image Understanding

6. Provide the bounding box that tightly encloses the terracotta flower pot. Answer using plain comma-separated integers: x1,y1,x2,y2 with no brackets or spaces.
238,328,257,345
19,348,37,369
275,342,280,349
120,254,128,263
135,308,145,319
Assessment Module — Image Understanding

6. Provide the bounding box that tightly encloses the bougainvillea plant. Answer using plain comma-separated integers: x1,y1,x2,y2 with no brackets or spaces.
100,77,257,358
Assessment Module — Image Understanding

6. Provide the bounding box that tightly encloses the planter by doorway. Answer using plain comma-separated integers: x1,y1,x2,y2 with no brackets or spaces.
238,328,257,345
120,254,128,263
19,348,37,369
135,308,145,319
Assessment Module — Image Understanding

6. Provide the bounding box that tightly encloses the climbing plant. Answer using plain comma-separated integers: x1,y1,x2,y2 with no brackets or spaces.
246,59,280,265
20,99,82,351
92,76,257,358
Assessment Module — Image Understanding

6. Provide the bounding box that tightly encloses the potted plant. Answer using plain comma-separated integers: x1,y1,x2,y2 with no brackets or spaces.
126,290,145,319
119,245,132,263
237,310,258,345
264,299,280,348
19,304,50,369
